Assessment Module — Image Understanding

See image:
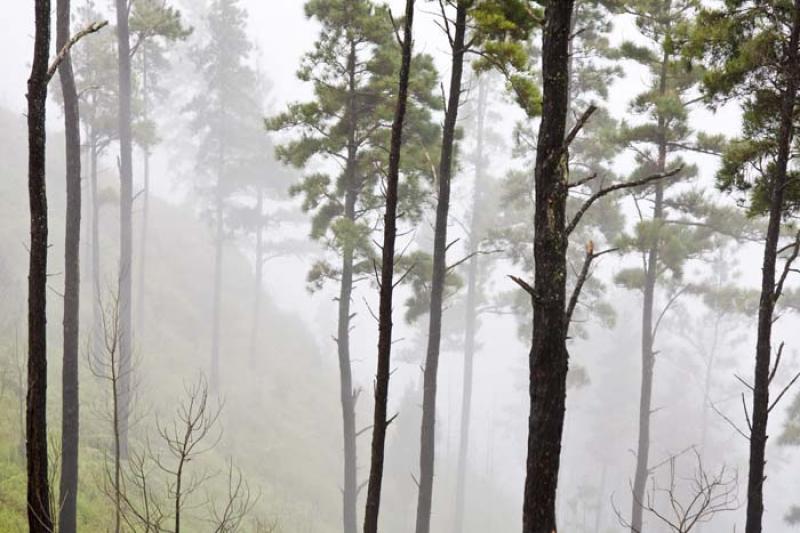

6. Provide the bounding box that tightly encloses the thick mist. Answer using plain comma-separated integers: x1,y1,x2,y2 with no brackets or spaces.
2,2,800,533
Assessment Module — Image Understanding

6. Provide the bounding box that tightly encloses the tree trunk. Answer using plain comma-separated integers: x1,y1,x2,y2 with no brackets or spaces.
745,5,800,532
210,189,224,391
338,34,361,533
115,0,134,459
363,1,415,530
90,132,103,366
249,185,264,366
631,38,669,533
137,43,150,343
453,76,488,533
522,2,574,532
415,4,467,532
27,1,53,531
57,0,82,529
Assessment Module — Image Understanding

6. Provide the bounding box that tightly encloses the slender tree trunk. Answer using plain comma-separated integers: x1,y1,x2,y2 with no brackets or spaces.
415,4,467,533
210,188,224,391
363,1,415,530
90,133,103,365
115,0,134,459
631,39,670,533
338,34,360,533
27,2,53,531
57,0,82,529
521,3,575,532
453,76,487,533
249,185,264,366
745,5,800,532
137,44,150,342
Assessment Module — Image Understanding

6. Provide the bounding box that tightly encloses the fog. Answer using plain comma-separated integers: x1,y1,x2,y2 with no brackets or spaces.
1,1,800,533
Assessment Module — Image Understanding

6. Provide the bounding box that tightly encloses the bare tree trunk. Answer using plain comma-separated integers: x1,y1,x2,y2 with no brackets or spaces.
453,76,488,533
249,185,264,366
210,188,224,391
57,0,82,529
415,4,467,532
631,39,670,533
115,0,134,459
745,5,800,532
363,1,415,530
522,3,575,532
27,2,53,531
90,133,103,365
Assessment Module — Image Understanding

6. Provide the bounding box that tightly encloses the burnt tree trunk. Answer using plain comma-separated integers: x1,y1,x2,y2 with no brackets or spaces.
27,1,53,531
363,1,415,531
522,2,575,532
57,0,82,529
745,4,800,532
453,76,488,533
415,3,468,532
115,0,134,458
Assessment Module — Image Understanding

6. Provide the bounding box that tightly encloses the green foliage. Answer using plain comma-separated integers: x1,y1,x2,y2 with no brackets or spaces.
690,1,800,216
268,0,441,294
470,0,543,116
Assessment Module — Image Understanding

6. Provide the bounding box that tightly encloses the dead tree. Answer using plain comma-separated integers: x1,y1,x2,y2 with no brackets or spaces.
615,449,739,533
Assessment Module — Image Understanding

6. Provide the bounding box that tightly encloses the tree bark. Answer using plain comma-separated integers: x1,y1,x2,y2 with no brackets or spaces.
745,4,800,532
57,0,82,529
453,76,488,533
415,3,467,532
27,1,53,531
522,2,575,532
363,1,415,531
115,0,134,459
90,131,103,366
137,43,150,343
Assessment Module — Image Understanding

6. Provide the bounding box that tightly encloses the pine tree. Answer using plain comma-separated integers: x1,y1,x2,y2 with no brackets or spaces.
129,0,190,342
186,0,262,391
267,2,440,530
691,2,800,531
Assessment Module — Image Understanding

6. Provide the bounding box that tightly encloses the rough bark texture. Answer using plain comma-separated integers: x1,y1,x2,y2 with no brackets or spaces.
522,2,575,532
745,5,800,532
115,0,134,458
57,0,82,529
338,36,361,533
453,76,487,533
363,1,415,530
27,1,53,531
415,4,467,532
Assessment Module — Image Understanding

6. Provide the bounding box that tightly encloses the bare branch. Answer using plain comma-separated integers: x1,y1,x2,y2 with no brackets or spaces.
48,21,109,81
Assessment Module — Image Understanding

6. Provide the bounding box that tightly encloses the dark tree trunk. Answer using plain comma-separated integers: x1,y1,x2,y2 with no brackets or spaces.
57,0,82,529
631,38,670,533
522,2,575,532
415,4,467,533
27,1,53,531
249,185,264,366
363,1,415,531
453,76,488,533
745,5,800,532
338,34,360,533
210,188,224,391
115,0,134,459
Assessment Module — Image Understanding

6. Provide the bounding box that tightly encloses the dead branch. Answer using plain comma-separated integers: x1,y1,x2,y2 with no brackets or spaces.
48,21,109,81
